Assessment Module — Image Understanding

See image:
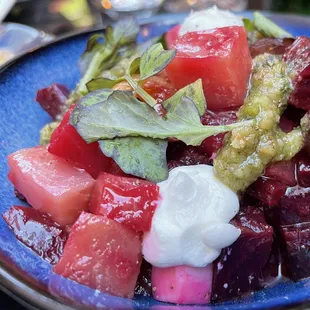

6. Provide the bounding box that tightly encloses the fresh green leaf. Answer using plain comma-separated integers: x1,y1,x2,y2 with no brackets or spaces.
72,90,250,145
128,57,141,75
99,137,168,182
86,78,120,92
253,12,294,39
139,43,176,80
243,18,256,32
163,79,206,116
113,17,140,45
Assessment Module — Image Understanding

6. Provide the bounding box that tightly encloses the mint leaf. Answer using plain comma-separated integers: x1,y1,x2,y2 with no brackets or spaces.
128,57,141,75
243,18,256,32
139,43,176,80
113,17,140,45
253,12,294,39
86,78,120,92
163,79,206,116
72,90,248,145
99,137,168,182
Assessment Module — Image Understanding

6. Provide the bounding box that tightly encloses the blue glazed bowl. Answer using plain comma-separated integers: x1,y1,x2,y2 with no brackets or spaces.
1,12,310,310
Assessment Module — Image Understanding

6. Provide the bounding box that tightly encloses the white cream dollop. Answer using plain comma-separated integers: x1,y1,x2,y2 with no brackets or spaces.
179,6,244,36
142,165,240,268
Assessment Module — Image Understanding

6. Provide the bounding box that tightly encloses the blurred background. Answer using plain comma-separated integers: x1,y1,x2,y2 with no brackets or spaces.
0,0,309,65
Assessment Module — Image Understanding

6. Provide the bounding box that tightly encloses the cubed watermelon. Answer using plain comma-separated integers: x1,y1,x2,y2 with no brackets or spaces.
3,205,68,265
166,26,252,110
53,212,142,298
48,105,111,178
90,172,160,232
8,146,94,226
152,265,213,304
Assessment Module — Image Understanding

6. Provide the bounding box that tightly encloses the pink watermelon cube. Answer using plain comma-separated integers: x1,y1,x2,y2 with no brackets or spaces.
8,146,94,226
53,212,142,298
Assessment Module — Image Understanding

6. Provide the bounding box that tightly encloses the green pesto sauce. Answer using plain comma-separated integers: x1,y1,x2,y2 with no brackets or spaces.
214,54,304,192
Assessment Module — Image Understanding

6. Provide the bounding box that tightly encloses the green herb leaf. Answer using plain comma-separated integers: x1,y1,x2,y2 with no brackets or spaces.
113,17,140,45
99,137,168,182
86,78,120,92
72,90,249,145
128,57,141,75
163,79,206,116
243,18,256,32
253,12,294,39
139,43,176,80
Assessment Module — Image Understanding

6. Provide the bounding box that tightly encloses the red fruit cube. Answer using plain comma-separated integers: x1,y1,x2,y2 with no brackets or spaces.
297,153,310,187
3,206,68,265
264,160,297,186
165,24,181,49
90,173,160,232
53,212,142,298
8,146,94,226
247,177,288,207
212,206,273,302
49,105,111,178
280,223,310,281
166,26,252,110
36,84,69,120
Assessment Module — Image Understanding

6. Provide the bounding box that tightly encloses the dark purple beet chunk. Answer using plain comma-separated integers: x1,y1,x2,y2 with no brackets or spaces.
36,84,70,120
297,153,310,187
250,38,294,58
247,177,288,207
280,222,310,281
266,187,310,227
135,259,152,296
2,205,68,265
167,144,210,170
212,206,273,302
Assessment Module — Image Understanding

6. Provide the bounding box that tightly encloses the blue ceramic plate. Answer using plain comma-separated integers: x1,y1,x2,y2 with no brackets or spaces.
1,12,310,310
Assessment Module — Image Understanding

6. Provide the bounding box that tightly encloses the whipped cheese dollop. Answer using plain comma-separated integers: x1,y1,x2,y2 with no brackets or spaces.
143,165,240,268
179,6,244,36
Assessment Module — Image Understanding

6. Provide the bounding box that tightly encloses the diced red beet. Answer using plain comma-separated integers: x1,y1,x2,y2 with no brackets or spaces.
247,177,288,207
152,265,213,304
36,84,70,120
3,206,68,265
212,206,273,302
199,109,237,157
167,146,210,170
266,187,310,227
135,259,152,296
53,212,142,298
280,222,310,281
90,172,160,232
279,115,295,133
264,160,297,187
297,153,310,187
284,36,310,79
250,38,294,58
288,65,310,110
49,105,111,178
8,146,94,226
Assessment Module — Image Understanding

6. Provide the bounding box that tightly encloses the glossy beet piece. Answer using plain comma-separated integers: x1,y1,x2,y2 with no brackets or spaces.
247,177,288,207
135,260,152,296
152,265,213,305
212,207,273,302
3,206,68,265
267,187,310,227
167,145,210,170
8,146,94,226
90,173,160,232
199,110,237,157
166,26,252,110
264,160,297,187
297,153,310,187
284,36,310,78
279,105,305,133
36,84,69,120
49,105,111,178
53,212,142,298
280,222,310,281
250,38,294,58
289,65,310,110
